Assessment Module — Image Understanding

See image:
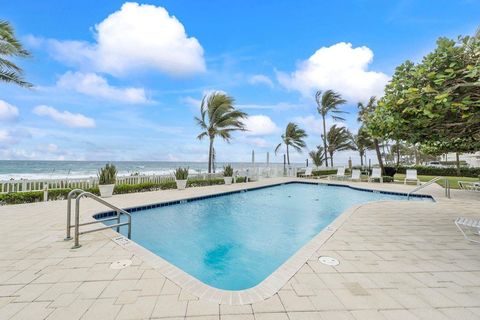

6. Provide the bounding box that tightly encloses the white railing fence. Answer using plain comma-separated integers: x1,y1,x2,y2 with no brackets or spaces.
0,166,299,195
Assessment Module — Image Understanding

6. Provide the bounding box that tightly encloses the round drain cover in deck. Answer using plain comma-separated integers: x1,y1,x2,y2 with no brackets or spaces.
110,259,132,269
319,256,340,266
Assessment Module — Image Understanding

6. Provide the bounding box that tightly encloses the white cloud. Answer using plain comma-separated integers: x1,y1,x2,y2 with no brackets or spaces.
57,71,148,103
294,115,345,136
243,115,279,136
0,100,19,121
249,74,274,87
277,42,390,102
246,137,269,148
33,105,96,128
180,96,202,108
237,102,304,110
48,2,205,76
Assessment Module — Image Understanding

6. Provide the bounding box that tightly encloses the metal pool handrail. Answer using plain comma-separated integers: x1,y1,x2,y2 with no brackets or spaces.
65,189,132,249
407,176,450,199
65,189,84,240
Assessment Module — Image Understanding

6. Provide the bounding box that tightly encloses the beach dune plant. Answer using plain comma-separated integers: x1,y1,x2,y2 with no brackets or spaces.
195,92,248,173
174,167,189,190
275,122,308,165
0,20,32,88
98,163,117,197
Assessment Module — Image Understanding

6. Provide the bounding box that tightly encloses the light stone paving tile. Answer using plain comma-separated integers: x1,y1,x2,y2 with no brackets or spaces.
161,279,182,295
74,281,110,299
379,309,419,320
134,278,166,297
254,313,289,320
308,289,345,311
315,310,356,320
100,280,139,298
151,294,187,318
46,298,94,320
10,301,54,320
277,290,316,312
220,314,254,320
82,298,122,320
219,303,252,315
0,301,28,319
115,290,140,305
186,300,220,317
0,284,23,297
439,307,480,319
115,295,157,320
252,295,285,313
350,310,388,320
48,292,80,307
37,282,82,301
408,308,450,320
287,311,326,319
13,283,53,302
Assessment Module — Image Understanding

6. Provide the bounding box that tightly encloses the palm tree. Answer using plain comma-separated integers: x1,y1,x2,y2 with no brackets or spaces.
195,92,247,173
357,96,384,174
309,146,325,168
326,125,354,166
0,20,32,88
315,90,347,167
275,122,308,165
351,128,374,166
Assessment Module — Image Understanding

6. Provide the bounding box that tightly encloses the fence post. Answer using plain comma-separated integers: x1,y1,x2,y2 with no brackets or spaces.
43,184,49,202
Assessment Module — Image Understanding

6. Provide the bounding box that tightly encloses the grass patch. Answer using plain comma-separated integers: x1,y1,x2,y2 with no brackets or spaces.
394,174,479,189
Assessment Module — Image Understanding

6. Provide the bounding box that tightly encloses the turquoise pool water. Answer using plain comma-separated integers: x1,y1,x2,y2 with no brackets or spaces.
108,183,430,290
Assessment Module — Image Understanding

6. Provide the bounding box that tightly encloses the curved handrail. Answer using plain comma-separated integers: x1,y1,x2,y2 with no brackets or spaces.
407,176,450,199
72,191,132,249
65,189,85,240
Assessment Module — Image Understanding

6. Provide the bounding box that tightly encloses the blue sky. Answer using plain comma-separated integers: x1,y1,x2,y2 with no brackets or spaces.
0,0,479,164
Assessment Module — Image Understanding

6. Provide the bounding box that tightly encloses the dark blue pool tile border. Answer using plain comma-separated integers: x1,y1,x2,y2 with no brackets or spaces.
93,181,434,220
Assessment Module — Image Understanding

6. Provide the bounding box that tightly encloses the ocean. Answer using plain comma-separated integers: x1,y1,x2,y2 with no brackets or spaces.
0,160,293,180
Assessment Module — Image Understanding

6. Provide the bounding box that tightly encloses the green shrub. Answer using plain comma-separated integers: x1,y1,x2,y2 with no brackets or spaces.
98,163,117,184
235,176,246,183
223,164,233,177
396,165,480,177
174,167,189,180
188,178,224,187
0,191,43,205
382,176,394,183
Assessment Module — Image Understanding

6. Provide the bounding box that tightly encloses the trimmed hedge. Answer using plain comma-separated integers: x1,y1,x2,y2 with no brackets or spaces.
0,178,247,205
396,165,480,177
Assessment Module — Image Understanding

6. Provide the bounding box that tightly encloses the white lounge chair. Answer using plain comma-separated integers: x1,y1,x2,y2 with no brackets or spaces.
299,167,313,178
455,217,480,243
368,168,383,183
350,169,361,182
404,169,420,185
329,167,347,180
458,181,480,192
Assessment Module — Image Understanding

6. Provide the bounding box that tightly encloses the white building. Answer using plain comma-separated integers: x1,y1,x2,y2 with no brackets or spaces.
445,152,480,167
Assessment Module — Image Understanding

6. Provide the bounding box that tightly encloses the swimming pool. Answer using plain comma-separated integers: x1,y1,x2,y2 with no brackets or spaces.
100,182,431,290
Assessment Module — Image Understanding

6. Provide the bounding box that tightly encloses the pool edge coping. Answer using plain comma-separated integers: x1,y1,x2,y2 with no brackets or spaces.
94,179,435,305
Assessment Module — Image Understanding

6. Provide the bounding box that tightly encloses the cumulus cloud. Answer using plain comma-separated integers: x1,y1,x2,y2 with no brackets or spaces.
57,71,148,103
0,100,19,121
249,74,274,87
47,2,205,76
243,115,279,136
277,42,390,102
33,105,96,128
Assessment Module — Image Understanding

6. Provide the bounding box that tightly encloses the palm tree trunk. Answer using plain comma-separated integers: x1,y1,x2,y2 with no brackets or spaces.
330,152,334,167
396,141,400,167
208,138,214,173
322,115,328,167
359,151,364,166
286,144,290,165
455,152,460,176
374,138,384,175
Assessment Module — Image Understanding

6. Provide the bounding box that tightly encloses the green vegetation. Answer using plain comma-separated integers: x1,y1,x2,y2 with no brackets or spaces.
315,90,347,166
395,165,480,178
394,174,479,189
195,92,248,173
358,97,385,174
369,30,480,174
98,163,117,185
326,124,354,166
0,178,241,205
174,167,189,180
223,164,233,177
0,20,32,88
309,146,325,168
275,122,308,165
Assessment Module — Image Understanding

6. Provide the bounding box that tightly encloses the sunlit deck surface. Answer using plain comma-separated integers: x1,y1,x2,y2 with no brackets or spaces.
1,177,479,319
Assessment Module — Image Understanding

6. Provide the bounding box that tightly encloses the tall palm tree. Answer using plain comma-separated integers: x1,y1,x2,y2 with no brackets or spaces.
309,146,325,168
351,128,374,166
195,92,247,173
315,90,347,167
275,122,308,165
357,96,384,174
0,20,32,88
326,125,354,166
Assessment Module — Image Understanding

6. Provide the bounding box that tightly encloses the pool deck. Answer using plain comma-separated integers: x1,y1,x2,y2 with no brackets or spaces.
1,178,480,319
